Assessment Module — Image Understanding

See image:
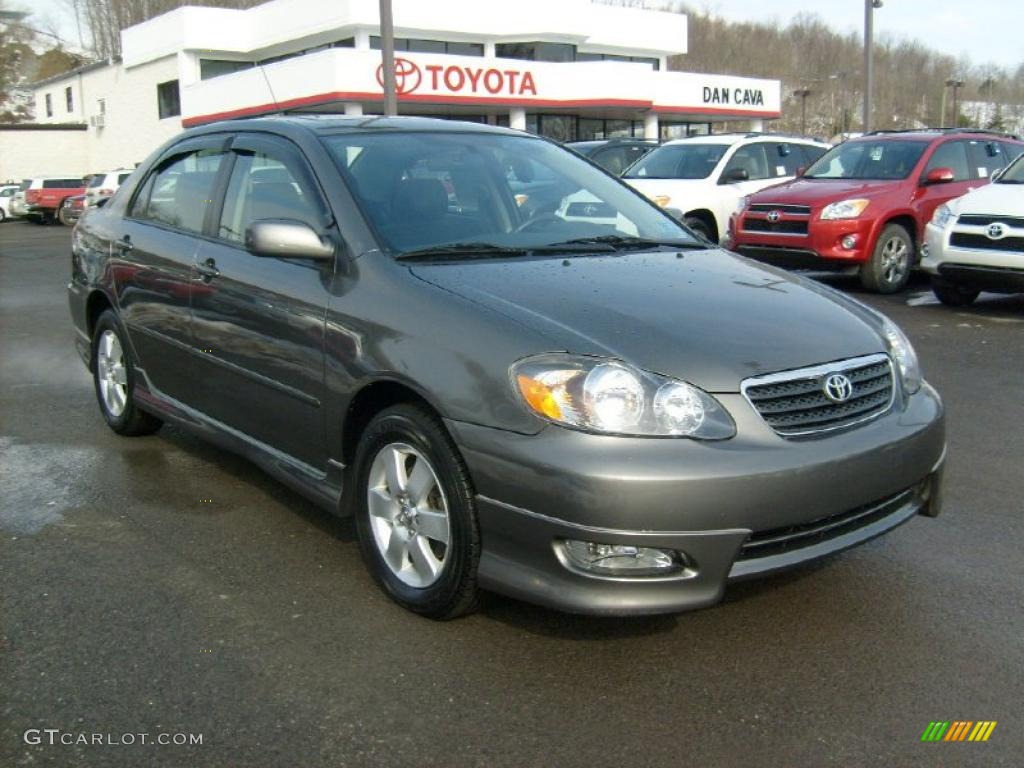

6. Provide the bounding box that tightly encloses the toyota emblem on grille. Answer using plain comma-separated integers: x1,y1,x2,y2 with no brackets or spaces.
766,210,782,223
986,222,1007,240
823,373,854,403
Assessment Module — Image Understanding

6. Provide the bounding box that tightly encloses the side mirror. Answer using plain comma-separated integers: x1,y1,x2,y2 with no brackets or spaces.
723,168,749,183
245,220,335,260
924,167,954,185
95,197,110,208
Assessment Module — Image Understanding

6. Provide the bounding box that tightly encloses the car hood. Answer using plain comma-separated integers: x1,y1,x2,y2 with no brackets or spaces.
625,177,710,207
748,177,899,207
954,181,1023,215
409,249,888,392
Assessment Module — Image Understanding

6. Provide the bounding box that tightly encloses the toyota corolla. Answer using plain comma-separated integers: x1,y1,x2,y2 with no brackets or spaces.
69,116,945,618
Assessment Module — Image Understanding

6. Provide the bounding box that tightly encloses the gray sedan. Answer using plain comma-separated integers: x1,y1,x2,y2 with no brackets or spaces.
68,116,945,618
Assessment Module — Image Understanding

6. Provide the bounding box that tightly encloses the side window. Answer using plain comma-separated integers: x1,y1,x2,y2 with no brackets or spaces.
800,144,827,167
966,141,1006,179
591,146,632,175
130,149,225,233
1002,142,1023,164
925,141,970,181
218,150,324,243
722,143,770,181
771,143,802,176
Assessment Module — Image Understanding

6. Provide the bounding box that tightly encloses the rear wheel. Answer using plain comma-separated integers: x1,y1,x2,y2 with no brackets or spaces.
860,224,913,293
58,206,70,226
931,277,979,307
92,310,163,436
0,207,6,222
353,403,481,619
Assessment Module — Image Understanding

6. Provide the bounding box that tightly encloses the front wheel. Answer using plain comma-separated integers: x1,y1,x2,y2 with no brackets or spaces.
684,216,716,243
352,403,481,619
91,310,163,436
58,207,70,226
931,277,979,307
860,224,913,293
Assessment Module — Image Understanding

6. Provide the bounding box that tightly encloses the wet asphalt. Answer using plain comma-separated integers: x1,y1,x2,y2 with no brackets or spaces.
1,219,1021,767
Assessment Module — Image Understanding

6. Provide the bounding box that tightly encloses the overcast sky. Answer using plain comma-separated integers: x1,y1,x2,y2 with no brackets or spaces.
23,0,1024,70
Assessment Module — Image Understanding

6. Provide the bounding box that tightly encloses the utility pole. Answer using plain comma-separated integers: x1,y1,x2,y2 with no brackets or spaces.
794,89,812,136
945,79,964,127
863,0,882,132
379,0,397,116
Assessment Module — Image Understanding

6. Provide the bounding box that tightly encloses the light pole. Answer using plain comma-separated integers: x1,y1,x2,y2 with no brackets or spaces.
945,78,964,128
863,0,883,132
793,89,812,135
379,0,397,116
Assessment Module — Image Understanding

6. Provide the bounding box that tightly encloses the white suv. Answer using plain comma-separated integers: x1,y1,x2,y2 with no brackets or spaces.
0,184,18,221
922,152,1024,306
622,133,829,243
85,169,135,207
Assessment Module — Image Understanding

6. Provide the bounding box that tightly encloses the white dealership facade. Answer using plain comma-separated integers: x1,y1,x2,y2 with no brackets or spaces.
16,0,782,177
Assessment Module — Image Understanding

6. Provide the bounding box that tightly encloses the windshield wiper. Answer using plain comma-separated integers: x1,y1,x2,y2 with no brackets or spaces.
541,234,706,252
395,242,530,261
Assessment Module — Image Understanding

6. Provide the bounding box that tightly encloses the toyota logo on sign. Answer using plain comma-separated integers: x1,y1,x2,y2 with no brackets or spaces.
376,57,422,96
986,222,1007,240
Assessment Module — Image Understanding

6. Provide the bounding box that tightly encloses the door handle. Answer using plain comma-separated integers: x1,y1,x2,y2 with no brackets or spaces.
194,257,220,281
116,236,133,253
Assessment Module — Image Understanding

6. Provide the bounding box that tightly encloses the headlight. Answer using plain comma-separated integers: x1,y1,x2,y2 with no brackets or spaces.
512,354,735,439
735,195,750,215
931,203,954,228
882,319,921,395
820,198,871,220
650,194,671,208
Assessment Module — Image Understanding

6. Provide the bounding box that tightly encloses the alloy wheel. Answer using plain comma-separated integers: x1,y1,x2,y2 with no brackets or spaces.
367,442,451,588
96,329,128,417
880,236,909,286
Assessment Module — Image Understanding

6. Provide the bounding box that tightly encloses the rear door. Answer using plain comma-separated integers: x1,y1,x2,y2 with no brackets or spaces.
114,137,230,401
188,133,334,467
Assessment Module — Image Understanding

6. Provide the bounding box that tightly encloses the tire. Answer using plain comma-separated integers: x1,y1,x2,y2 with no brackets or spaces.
58,207,70,226
860,224,913,293
931,277,979,307
91,310,163,436
0,208,6,222
684,216,716,243
352,403,481,619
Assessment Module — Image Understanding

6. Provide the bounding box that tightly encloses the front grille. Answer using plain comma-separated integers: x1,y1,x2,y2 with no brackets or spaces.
742,218,809,235
735,488,916,561
957,214,1024,227
742,354,894,437
949,232,1024,252
748,203,811,215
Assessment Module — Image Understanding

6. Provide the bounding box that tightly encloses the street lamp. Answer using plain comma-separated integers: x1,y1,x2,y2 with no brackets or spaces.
863,0,883,132
945,78,964,128
379,0,397,116
793,89,812,135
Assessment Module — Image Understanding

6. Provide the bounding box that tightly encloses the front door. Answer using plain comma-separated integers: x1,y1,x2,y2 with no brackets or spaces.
189,135,336,468
911,140,979,236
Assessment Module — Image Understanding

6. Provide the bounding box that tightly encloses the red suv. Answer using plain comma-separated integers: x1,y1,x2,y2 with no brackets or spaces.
728,130,1024,292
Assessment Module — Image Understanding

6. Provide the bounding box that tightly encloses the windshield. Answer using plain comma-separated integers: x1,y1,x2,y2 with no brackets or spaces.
804,140,928,180
998,153,1024,183
321,131,699,255
623,144,728,179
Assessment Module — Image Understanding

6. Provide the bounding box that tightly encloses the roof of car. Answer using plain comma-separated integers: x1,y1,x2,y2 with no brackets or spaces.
853,129,1021,142
189,114,524,137
660,132,828,148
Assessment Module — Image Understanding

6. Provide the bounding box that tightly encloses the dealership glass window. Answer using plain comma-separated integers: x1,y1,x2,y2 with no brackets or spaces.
157,80,181,119
446,41,484,57
200,59,254,80
65,86,73,113
496,42,575,62
130,150,226,233
371,37,483,56
525,114,576,142
45,93,52,118
575,52,659,70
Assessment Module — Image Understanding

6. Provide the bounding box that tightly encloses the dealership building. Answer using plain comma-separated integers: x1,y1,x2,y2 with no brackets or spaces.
10,0,781,178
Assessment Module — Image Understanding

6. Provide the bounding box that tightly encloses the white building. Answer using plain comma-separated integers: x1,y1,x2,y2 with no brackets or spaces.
12,0,782,178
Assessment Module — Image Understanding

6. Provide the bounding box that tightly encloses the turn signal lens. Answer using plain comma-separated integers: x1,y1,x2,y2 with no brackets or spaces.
651,194,671,208
516,374,563,420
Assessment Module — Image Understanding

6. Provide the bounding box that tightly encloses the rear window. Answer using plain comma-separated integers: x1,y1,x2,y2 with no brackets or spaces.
88,175,105,188
42,179,83,189
18,179,30,190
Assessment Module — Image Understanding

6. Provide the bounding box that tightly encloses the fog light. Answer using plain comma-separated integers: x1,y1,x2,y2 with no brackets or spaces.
562,540,681,576
841,235,858,249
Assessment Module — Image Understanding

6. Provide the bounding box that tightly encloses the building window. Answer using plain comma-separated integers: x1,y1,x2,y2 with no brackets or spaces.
575,52,659,70
496,42,575,62
45,93,53,117
157,80,181,119
370,37,483,56
199,59,254,80
65,86,73,112
97,98,105,114
256,39,354,68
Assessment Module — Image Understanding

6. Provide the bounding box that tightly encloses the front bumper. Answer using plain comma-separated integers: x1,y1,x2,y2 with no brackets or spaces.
733,216,875,269
922,221,1024,292
448,383,945,615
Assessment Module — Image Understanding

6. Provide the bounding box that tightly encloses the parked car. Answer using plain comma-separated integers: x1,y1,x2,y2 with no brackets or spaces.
24,176,87,224
623,133,829,242
58,194,88,226
69,116,945,619
921,150,1024,305
729,129,1024,293
85,169,135,207
10,179,31,218
0,183,18,221
566,138,658,175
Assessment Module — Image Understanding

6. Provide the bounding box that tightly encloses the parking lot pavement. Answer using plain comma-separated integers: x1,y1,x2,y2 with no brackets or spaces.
1,219,1021,767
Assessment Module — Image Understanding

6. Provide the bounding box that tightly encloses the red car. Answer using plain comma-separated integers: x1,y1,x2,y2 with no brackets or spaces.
728,129,1024,292
24,176,87,224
